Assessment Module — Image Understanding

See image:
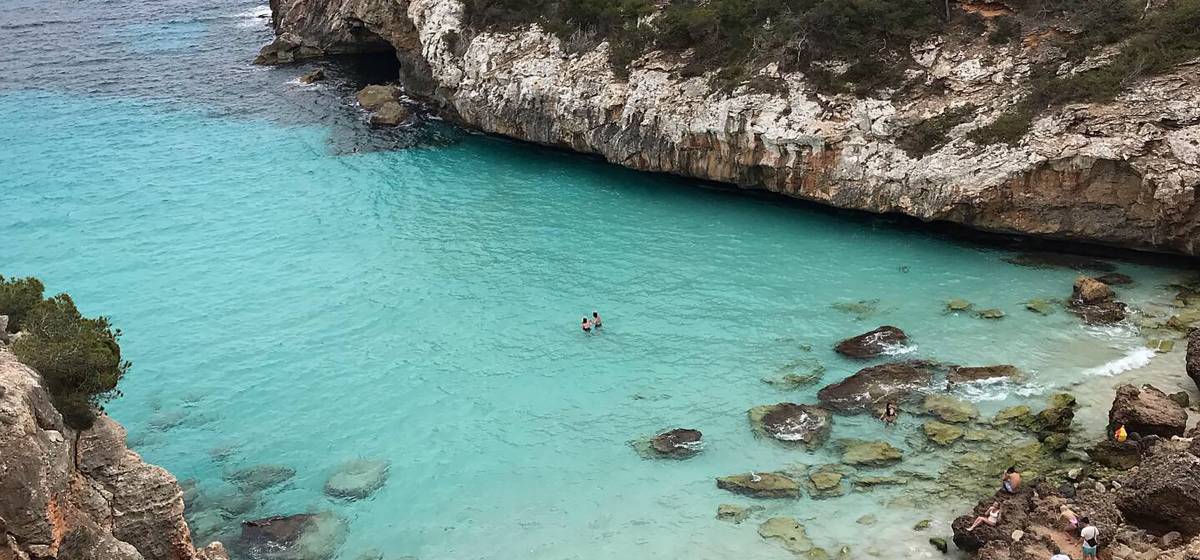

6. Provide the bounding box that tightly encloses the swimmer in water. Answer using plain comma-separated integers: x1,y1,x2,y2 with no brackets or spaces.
581,317,592,333
879,402,898,426
592,311,602,329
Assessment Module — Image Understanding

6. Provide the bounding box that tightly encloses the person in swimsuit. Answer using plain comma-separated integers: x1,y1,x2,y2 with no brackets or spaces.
966,502,1002,531
592,311,602,329
581,317,592,333
1002,467,1021,493
879,402,898,426
1080,518,1099,558
1060,505,1079,532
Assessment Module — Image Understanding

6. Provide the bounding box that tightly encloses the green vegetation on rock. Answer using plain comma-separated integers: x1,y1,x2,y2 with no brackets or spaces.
1,275,129,429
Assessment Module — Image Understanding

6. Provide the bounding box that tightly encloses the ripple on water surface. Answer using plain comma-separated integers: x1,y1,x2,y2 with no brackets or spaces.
0,1,1196,559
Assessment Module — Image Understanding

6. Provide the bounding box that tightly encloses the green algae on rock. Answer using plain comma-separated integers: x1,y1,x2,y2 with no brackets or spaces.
924,421,965,446
922,394,979,423
838,440,904,467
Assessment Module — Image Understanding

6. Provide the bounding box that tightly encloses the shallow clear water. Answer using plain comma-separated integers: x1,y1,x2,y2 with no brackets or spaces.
1,1,1196,559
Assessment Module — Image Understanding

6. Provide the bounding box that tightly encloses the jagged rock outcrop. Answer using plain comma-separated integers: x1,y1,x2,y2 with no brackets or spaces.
1108,383,1188,438
258,0,1200,255
0,349,227,560
833,326,908,359
1187,328,1200,391
817,362,933,413
1116,444,1200,537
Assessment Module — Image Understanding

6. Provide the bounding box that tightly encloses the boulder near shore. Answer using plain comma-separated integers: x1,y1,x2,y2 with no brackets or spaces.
833,326,908,359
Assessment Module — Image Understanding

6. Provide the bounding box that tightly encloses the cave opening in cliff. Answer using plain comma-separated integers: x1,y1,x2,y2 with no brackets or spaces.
331,47,401,89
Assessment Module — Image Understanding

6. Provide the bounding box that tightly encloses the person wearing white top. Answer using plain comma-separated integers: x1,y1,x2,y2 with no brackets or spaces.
1080,517,1100,558
1050,546,1072,560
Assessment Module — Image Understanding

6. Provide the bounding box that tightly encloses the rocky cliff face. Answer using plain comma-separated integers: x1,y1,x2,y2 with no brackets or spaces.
259,0,1200,255
0,349,227,560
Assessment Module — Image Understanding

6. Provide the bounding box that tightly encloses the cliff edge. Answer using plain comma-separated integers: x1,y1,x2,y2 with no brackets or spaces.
0,349,227,560
258,0,1200,255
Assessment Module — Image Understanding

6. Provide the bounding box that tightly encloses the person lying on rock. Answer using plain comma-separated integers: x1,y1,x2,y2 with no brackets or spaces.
966,502,1002,531
1001,466,1021,493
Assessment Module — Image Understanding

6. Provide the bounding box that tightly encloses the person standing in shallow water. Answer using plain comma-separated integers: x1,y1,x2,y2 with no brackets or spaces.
591,311,602,329
581,317,592,333
879,402,898,426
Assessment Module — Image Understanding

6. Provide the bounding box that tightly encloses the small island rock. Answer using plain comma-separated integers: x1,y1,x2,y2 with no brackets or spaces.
833,326,908,359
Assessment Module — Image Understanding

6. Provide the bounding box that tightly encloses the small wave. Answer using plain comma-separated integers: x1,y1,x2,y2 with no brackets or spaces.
235,6,272,27
1084,347,1155,377
880,342,916,356
953,378,1047,402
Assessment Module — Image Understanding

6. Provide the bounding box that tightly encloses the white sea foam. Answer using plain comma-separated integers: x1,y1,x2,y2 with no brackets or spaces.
880,342,916,356
1084,347,1156,377
235,5,272,27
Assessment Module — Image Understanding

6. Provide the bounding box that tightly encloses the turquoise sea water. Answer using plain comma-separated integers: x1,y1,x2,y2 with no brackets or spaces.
1,1,1196,559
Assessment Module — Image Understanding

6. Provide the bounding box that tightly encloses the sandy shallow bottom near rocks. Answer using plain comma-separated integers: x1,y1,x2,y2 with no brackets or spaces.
2,0,1199,558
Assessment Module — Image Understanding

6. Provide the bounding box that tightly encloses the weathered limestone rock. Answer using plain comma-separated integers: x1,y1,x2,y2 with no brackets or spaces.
1108,384,1188,438
369,101,410,126
716,472,801,498
1115,446,1200,536
0,349,228,560
257,0,1200,256
356,84,401,110
224,464,296,492
817,363,932,413
715,503,761,524
748,403,832,448
834,326,908,359
806,465,847,498
1069,276,1127,324
1188,328,1200,392
237,512,346,560
648,428,703,458
1087,439,1142,470
947,365,1019,385
297,67,325,83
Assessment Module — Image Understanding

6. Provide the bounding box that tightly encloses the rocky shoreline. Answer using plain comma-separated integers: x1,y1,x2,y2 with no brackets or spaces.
0,348,229,560
256,0,1200,256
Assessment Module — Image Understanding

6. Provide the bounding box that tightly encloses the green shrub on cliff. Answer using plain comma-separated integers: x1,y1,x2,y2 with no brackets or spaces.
1,276,129,430
0,275,45,332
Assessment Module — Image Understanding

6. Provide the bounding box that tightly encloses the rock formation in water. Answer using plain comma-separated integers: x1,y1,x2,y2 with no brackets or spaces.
0,349,228,560
257,0,1200,255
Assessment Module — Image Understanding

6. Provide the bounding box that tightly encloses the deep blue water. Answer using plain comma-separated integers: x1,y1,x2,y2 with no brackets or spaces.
1,1,1193,559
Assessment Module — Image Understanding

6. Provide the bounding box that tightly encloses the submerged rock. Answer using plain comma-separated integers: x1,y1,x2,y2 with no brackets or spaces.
922,394,979,423
830,299,881,320
945,299,972,312
1032,393,1076,435
976,308,1005,319
324,459,390,500
838,439,903,467
1003,253,1115,272
816,362,932,413
748,403,832,448
991,405,1034,428
225,464,296,492
923,421,964,446
947,365,1019,385
1024,298,1056,315
762,357,825,389
833,326,907,359
1096,272,1133,285
716,472,801,498
648,428,703,458
716,503,761,524
238,512,346,560
758,517,813,554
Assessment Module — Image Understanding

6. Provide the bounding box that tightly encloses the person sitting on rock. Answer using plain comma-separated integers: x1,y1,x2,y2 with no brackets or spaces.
1113,423,1128,443
1001,466,1021,493
966,502,1002,531
581,317,593,333
879,402,899,426
1060,505,1079,532
1080,517,1099,558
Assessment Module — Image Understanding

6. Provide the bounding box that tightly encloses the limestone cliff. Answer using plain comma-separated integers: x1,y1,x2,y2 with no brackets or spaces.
0,349,227,560
258,0,1200,255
